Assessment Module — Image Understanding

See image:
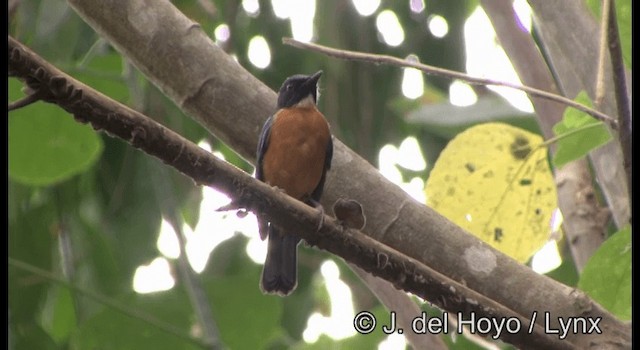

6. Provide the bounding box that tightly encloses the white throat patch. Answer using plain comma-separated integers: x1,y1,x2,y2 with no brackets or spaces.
294,94,316,108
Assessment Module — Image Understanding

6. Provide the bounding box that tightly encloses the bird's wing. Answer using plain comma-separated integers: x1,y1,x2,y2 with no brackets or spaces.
256,114,275,181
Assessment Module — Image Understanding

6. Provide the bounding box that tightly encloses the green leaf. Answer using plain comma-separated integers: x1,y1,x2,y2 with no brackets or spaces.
39,286,77,345
9,185,56,324
10,320,58,350
70,291,201,350
206,271,283,350
578,226,631,320
9,79,103,186
92,139,164,279
551,91,612,168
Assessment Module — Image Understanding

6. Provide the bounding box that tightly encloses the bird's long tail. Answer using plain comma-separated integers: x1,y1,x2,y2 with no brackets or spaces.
260,226,301,296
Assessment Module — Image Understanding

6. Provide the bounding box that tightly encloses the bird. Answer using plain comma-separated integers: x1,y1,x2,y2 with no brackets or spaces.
255,71,333,296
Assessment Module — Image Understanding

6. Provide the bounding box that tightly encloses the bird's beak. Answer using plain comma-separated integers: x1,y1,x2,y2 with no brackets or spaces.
306,70,323,87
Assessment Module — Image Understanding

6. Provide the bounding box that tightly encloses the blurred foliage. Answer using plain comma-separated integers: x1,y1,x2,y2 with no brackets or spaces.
8,79,104,186
8,0,630,349
578,226,631,320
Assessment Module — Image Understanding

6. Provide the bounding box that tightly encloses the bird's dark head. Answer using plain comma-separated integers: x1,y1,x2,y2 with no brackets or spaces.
277,71,322,109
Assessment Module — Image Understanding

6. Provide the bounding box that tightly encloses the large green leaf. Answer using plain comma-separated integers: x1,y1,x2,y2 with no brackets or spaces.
39,286,77,345
9,79,103,186
578,226,631,320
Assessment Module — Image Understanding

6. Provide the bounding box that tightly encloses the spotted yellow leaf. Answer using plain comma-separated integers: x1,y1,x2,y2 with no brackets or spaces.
425,123,557,262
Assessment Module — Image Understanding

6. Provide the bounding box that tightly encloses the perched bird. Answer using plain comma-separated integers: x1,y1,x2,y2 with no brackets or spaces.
256,71,333,296
332,198,366,230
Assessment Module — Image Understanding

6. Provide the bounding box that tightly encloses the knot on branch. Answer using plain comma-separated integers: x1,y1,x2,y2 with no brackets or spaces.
49,75,83,105
8,46,23,76
131,125,147,148
333,198,366,230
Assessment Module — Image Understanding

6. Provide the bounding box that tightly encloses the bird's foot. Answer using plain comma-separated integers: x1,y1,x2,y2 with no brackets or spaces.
308,198,325,232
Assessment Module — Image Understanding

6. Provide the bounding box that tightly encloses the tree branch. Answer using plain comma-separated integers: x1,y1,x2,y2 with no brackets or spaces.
281,38,618,129
150,167,222,349
594,0,611,107
7,89,43,111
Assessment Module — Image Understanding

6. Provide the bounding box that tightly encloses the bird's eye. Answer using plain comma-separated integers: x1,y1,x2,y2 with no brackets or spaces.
286,84,293,90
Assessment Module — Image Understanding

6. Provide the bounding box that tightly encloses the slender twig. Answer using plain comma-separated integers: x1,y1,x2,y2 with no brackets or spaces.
52,187,84,324
539,122,607,149
8,91,42,111
606,0,632,212
167,220,221,350
594,0,611,107
8,258,211,349
283,37,618,129
77,38,109,69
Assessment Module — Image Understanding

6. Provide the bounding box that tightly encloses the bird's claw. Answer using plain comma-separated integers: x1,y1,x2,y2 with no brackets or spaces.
308,198,325,232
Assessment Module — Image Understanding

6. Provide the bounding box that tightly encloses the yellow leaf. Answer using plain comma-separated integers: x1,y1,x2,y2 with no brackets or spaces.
425,123,557,262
